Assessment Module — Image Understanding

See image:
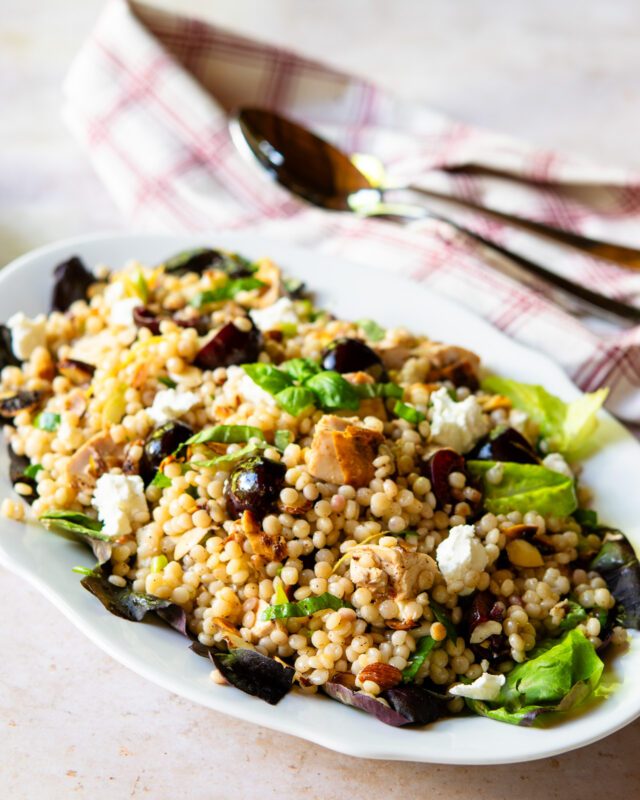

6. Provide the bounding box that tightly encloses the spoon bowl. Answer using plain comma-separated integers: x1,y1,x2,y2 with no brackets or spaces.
230,108,376,211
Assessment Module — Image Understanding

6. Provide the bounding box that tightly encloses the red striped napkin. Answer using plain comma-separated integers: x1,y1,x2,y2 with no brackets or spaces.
63,0,640,422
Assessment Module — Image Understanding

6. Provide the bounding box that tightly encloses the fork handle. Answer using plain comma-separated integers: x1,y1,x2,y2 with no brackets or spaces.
400,184,640,270
359,201,640,325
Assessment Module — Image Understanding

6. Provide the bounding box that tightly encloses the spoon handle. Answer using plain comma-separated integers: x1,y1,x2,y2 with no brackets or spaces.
360,202,640,325
398,185,640,270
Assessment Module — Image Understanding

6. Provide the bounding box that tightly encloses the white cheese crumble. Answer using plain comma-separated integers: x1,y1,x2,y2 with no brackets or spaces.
7,312,47,360
92,474,149,538
249,297,299,331
542,452,574,479
429,387,489,454
436,524,488,596
449,672,505,701
147,388,200,426
109,297,141,327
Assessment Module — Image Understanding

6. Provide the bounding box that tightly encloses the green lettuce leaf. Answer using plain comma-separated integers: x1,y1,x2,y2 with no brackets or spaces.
480,376,608,460
467,460,577,516
467,629,603,726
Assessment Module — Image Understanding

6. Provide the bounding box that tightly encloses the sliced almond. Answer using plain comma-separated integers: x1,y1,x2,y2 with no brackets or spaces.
506,539,544,568
173,527,209,561
502,523,539,541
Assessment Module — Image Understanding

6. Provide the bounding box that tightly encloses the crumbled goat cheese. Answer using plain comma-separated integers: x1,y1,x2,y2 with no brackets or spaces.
147,388,200,426
109,297,141,327
7,312,47,360
449,672,505,701
429,387,489,453
249,297,299,331
436,524,488,596
92,474,149,538
542,452,574,479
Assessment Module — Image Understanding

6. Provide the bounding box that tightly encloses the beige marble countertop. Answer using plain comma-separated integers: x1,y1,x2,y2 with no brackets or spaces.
2,1,640,797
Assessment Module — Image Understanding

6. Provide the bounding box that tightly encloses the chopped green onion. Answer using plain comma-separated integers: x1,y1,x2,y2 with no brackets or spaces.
354,382,403,399
393,401,426,425
72,565,100,576
151,555,168,573
274,429,293,452
132,269,149,302
261,592,352,621
34,412,61,432
402,635,438,682
357,318,385,342
278,322,298,337
150,471,172,489
24,463,43,480
158,375,177,389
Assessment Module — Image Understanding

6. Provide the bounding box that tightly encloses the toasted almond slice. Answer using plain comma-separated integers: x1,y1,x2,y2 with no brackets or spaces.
506,539,544,568
357,662,403,690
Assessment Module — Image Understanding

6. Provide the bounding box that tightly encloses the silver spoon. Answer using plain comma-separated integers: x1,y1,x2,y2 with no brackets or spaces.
230,107,640,325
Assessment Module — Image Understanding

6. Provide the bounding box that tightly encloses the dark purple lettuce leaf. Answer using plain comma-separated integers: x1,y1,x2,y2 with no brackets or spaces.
7,446,37,505
324,681,446,727
383,685,446,725
52,256,95,312
162,248,255,277
210,648,294,705
80,574,186,632
590,536,640,629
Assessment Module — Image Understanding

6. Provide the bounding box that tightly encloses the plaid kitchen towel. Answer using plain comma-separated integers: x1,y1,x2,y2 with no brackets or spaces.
63,0,640,421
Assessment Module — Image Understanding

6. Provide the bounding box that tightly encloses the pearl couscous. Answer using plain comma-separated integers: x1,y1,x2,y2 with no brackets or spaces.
1,247,635,727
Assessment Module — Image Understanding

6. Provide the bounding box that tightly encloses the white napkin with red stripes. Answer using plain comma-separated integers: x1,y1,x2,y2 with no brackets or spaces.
63,0,640,422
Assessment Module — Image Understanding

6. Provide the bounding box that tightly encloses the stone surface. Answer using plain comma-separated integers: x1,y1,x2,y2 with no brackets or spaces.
2,1,640,797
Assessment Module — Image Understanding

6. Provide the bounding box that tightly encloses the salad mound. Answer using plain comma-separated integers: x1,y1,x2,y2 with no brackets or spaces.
1,246,637,728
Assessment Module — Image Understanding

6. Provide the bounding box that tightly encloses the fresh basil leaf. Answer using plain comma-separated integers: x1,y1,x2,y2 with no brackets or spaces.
591,537,640,628
557,600,588,632
467,460,577,516
150,471,172,488
429,600,457,642
190,277,265,308
394,401,426,424
242,363,294,395
402,635,438,682
481,376,608,461
274,429,293,451
24,463,43,479
189,441,267,469
261,592,352,621
354,382,403,399
34,411,61,432
304,371,360,411
275,386,316,416
357,318,385,342
39,509,111,540
158,375,177,389
211,648,295,705
186,424,265,446
279,357,321,383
